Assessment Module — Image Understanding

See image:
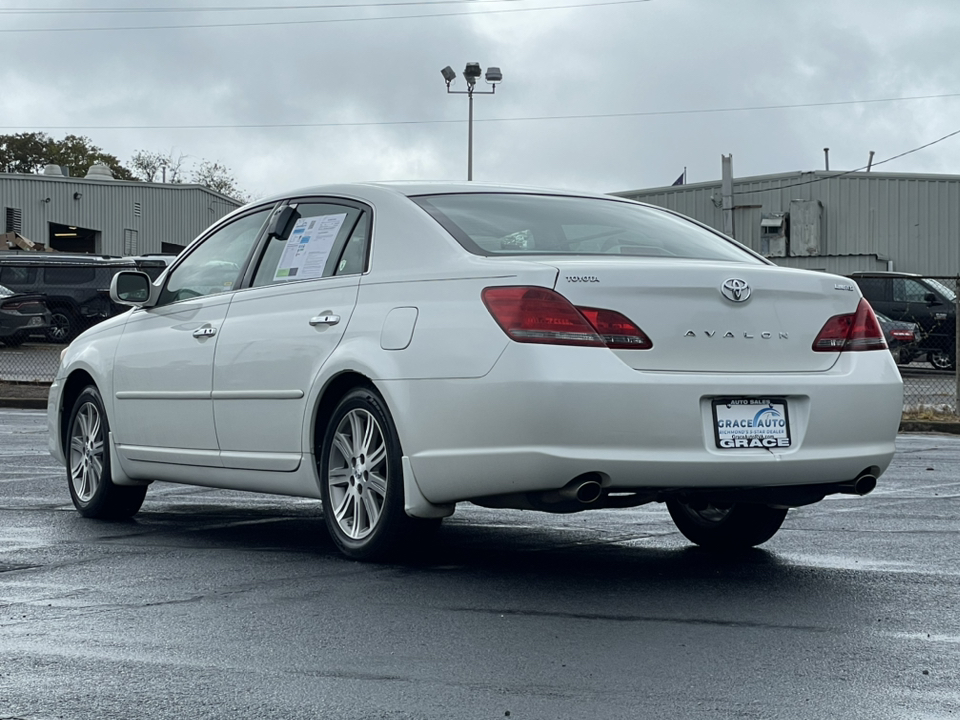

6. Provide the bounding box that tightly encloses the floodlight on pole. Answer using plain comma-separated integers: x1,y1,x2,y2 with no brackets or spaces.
441,61,502,181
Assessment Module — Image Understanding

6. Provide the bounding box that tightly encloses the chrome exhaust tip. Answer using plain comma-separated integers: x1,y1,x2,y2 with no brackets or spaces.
838,473,877,496
557,475,604,504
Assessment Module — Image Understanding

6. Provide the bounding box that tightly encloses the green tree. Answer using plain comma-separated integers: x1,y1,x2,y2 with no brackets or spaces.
0,132,51,174
0,132,134,179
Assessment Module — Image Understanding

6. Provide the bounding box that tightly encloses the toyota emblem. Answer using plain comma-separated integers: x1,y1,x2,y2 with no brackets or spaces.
721,278,751,303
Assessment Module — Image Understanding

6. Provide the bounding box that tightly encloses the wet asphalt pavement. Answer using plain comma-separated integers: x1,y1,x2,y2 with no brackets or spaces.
1,408,958,720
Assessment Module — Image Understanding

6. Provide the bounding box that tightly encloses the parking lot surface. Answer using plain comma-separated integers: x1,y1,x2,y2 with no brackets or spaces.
1,409,958,719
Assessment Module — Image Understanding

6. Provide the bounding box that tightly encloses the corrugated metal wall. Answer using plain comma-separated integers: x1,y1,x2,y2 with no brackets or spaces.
614,171,960,276
0,173,242,255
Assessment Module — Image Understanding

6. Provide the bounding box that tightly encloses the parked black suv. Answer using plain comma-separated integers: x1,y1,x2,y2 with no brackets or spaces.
0,254,174,342
849,271,957,370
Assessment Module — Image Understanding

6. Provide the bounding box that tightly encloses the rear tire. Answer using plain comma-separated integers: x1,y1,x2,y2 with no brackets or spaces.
667,499,787,549
66,385,147,519
47,310,77,343
928,350,956,371
319,386,439,561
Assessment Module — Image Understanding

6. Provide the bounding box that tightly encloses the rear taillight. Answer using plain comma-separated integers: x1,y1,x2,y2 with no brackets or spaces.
2,301,45,315
812,299,887,352
577,307,653,349
481,286,652,349
889,328,915,342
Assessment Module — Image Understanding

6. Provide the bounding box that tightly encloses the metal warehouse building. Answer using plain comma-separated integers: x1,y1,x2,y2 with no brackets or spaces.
614,165,960,277
1,164,242,256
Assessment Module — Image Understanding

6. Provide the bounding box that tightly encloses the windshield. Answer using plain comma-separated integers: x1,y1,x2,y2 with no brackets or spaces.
925,278,957,302
412,193,759,263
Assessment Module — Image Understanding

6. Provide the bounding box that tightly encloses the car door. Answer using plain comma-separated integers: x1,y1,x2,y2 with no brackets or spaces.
211,200,368,471
890,277,939,338
112,207,273,466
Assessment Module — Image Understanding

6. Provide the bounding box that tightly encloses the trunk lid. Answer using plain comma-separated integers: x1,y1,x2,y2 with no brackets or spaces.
540,258,860,372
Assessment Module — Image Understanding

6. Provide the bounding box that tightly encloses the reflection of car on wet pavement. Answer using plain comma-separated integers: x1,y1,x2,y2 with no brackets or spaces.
49,183,903,562
0,284,51,347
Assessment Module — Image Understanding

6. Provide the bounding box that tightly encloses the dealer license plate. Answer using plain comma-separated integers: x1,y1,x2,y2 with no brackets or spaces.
712,398,791,450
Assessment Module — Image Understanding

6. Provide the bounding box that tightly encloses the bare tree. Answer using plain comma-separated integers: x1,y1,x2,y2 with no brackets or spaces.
128,149,186,183
191,160,249,202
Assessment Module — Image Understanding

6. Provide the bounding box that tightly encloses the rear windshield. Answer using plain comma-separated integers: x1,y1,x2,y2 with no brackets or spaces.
412,193,758,263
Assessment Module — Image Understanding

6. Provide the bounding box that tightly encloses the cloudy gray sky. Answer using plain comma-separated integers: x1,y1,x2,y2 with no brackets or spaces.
2,0,959,198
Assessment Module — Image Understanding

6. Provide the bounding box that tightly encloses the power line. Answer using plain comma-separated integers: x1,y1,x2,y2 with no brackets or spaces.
732,127,960,194
0,0,651,32
0,1,522,13
2,92,958,131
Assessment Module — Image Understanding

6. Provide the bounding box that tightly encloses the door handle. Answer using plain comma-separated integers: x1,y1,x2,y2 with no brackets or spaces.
309,314,341,327
192,326,217,338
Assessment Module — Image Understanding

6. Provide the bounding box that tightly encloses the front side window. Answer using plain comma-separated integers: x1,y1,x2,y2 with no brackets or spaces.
412,193,758,263
252,203,365,287
159,209,271,305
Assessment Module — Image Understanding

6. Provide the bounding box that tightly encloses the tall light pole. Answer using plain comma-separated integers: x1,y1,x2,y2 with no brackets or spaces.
441,63,502,181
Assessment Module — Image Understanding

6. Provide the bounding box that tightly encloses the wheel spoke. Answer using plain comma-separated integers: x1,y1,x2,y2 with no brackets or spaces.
333,432,353,465
367,471,387,500
333,491,353,525
360,413,376,456
347,411,364,457
366,441,386,471
70,436,85,454
360,490,380,531
328,466,351,486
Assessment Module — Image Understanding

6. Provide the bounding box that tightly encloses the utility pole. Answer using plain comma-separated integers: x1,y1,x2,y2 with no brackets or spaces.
721,154,734,238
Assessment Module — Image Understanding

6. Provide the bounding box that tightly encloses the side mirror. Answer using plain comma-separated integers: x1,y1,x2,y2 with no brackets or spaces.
111,271,153,307
924,292,941,306
266,205,299,241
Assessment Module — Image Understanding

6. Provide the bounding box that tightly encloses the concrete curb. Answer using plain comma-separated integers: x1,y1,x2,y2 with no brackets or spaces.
0,397,47,410
899,421,960,435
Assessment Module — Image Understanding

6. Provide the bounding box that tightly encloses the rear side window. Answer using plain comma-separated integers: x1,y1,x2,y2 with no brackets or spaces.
412,193,757,263
44,267,96,285
0,266,36,285
853,277,890,302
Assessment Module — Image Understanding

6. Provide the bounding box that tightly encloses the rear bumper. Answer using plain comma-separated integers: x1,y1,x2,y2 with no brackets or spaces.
382,345,903,505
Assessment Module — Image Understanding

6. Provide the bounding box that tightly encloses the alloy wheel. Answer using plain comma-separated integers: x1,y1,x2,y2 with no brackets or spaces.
326,408,388,540
69,401,104,503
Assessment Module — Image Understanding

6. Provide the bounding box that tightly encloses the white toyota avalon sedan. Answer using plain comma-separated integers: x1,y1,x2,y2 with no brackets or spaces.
47,183,903,561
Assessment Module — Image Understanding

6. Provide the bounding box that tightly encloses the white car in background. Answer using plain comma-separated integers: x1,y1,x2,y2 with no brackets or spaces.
47,183,904,561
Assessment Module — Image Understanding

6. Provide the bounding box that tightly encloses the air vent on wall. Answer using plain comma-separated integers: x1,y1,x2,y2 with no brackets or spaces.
5,207,22,233
133,202,142,218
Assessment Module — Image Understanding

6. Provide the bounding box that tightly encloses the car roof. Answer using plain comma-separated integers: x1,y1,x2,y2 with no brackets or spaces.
250,181,637,208
849,271,921,278
0,253,137,266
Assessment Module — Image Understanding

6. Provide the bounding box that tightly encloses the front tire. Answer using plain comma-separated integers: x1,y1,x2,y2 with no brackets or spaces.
319,386,437,561
667,499,787,549
67,386,147,519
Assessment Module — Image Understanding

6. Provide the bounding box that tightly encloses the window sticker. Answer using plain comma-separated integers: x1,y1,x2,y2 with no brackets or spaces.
274,213,347,281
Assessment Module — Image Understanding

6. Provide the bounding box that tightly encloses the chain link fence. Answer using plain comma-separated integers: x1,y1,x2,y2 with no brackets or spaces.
878,275,959,416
